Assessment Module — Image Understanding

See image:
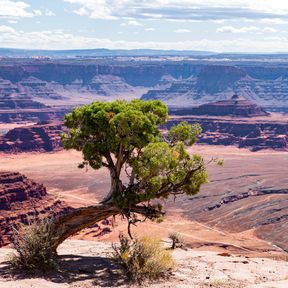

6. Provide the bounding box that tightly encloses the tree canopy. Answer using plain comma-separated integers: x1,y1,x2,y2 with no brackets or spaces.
62,99,208,226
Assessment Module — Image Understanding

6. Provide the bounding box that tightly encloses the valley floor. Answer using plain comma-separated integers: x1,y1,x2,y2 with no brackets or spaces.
0,146,287,253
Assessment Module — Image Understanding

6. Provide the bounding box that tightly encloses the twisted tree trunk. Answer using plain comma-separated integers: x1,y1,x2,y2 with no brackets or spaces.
52,203,119,250
52,202,163,252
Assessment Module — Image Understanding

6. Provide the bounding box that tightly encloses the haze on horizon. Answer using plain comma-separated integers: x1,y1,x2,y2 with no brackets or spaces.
1,0,288,53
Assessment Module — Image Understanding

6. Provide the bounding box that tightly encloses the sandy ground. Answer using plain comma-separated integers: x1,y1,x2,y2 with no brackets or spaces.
0,240,287,288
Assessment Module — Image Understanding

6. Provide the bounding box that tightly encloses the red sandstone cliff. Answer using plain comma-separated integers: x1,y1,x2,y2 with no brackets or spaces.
0,171,69,247
1,117,287,153
167,116,288,151
0,122,64,152
188,95,270,117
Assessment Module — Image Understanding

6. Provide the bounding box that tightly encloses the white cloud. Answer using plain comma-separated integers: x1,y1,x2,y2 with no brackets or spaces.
121,20,142,26
260,18,288,25
0,25,16,33
263,27,277,33
44,9,56,17
66,0,116,20
0,0,33,18
63,0,288,21
128,20,142,26
33,10,42,17
0,26,287,52
145,28,155,31
217,26,258,33
0,1,55,19
217,25,277,34
74,7,89,16
173,29,190,33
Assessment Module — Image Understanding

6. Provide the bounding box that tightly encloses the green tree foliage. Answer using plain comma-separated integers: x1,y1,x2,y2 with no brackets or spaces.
62,99,208,223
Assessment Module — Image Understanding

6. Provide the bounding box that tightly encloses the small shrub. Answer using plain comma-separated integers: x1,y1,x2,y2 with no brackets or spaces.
112,233,174,283
9,218,58,272
168,232,183,249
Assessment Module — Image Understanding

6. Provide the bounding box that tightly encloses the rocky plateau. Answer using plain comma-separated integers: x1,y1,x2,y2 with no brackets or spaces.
0,113,287,153
167,115,288,151
0,121,64,152
0,59,288,118
178,95,270,117
1,239,288,288
142,64,288,108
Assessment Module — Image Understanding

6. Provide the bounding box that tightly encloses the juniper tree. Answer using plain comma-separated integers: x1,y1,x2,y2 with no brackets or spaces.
51,99,209,249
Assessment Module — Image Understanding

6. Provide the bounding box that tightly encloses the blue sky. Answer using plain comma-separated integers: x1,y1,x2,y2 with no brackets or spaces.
1,0,288,52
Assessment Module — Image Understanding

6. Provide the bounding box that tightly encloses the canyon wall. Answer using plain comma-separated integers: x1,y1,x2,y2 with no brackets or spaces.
0,60,288,115
142,64,288,108
0,122,64,152
0,116,287,153
0,171,69,247
167,117,288,151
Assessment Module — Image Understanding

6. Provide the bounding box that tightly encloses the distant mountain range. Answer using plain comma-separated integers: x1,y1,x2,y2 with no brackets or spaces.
0,48,216,58
2,48,288,59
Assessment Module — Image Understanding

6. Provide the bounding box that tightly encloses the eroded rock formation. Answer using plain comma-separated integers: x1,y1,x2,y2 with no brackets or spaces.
0,77,68,123
1,60,288,113
141,64,288,108
0,78,46,110
179,186,288,251
1,115,287,153
0,122,64,152
167,116,288,151
0,171,69,247
187,95,270,117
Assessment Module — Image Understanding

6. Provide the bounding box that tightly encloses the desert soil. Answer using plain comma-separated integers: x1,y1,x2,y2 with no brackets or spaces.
0,240,287,288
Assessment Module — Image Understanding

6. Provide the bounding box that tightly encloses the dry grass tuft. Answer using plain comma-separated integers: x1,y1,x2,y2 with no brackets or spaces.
9,218,59,272
112,233,174,283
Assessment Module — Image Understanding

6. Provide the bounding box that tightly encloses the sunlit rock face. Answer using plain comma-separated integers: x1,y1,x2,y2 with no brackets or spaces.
0,122,64,153
166,116,288,151
188,95,270,117
0,60,288,111
142,65,288,109
0,171,69,247
0,78,46,110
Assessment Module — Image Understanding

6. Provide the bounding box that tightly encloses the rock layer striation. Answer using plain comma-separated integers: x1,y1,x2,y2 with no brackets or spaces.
0,121,64,152
0,171,69,247
187,95,270,117
167,116,288,151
